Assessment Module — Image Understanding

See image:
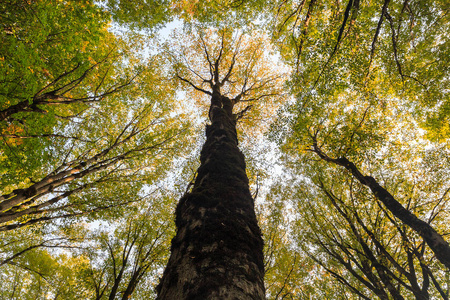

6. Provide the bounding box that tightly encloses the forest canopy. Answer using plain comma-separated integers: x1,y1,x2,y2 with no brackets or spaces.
1,0,449,299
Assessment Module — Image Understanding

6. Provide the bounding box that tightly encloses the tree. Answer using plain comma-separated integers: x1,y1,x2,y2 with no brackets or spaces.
0,0,189,232
0,191,175,299
269,0,450,271
1,0,114,191
302,178,448,299
79,197,174,300
265,0,450,297
156,27,285,299
2,0,450,298
310,140,450,269
1,2,189,297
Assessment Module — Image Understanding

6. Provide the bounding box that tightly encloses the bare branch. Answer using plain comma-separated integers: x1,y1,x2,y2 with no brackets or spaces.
235,105,253,122
0,196,145,232
199,33,215,81
277,0,307,36
176,74,212,95
293,0,316,73
366,0,390,77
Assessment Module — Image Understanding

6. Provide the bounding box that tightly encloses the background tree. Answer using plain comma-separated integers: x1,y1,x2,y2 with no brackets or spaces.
293,174,448,299
0,192,175,299
268,0,450,274
1,1,190,298
78,196,174,300
0,0,189,231
262,0,450,297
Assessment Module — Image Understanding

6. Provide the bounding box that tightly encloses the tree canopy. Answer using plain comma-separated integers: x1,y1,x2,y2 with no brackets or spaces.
1,0,449,299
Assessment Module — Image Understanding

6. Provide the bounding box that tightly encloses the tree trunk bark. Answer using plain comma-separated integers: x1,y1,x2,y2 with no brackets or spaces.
156,92,265,299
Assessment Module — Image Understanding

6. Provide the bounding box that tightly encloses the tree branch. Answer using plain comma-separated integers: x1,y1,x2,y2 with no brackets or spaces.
310,139,450,269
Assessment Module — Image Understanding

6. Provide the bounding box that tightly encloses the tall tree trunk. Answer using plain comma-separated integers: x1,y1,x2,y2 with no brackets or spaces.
156,92,265,299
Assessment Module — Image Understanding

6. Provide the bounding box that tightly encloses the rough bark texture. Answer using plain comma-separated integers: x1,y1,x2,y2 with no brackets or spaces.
156,92,265,299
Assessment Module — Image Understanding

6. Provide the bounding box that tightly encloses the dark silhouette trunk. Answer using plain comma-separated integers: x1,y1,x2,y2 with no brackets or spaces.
339,157,450,270
312,141,450,270
0,99,31,121
156,91,265,299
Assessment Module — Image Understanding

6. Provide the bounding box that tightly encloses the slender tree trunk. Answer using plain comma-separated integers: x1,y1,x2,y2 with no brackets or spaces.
313,142,450,269
156,92,265,299
340,158,450,270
